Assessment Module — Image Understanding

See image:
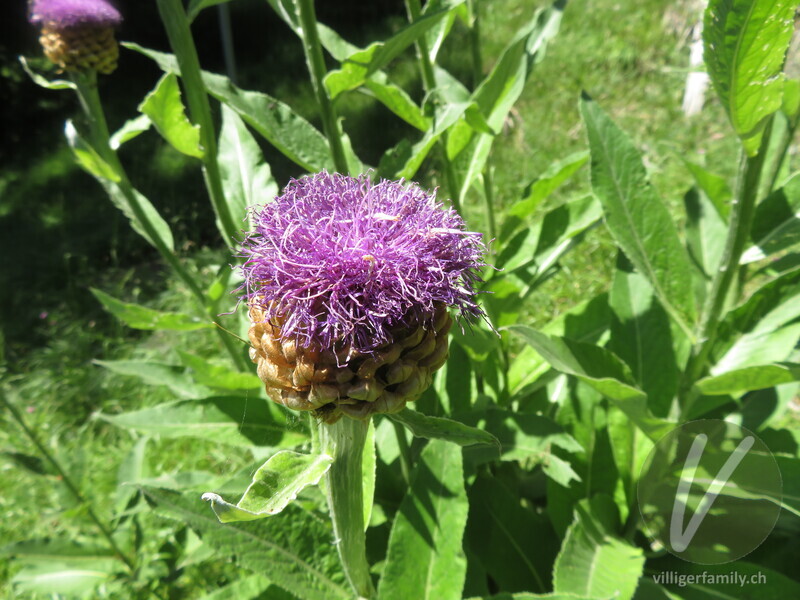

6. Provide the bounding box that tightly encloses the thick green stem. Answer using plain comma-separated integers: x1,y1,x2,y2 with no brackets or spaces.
72,72,248,372
317,418,375,599
679,124,772,416
1,389,136,571
296,0,350,174
156,0,240,248
404,0,461,213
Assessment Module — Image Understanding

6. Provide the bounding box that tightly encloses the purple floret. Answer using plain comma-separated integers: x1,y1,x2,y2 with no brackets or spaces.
29,0,122,28
240,172,487,354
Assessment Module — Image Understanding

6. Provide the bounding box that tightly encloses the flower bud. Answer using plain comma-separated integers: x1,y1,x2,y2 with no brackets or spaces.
239,172,487,422
28,0,123,74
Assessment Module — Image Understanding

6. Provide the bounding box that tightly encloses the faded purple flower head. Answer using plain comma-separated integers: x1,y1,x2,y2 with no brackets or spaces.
28,0,122,28
240,172,486,355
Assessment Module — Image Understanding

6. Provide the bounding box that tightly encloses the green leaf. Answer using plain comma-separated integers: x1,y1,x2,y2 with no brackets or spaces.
139,73,204,158
65,121,175,252
695,362,800,394
774,455,800,517
218,104,278,230
553,502,645,600
362,418,376,530
178,351,262,390
704,0,796,155
101,397,306,449
187,0,235,22
116,436,151,511
109,114,152,150
466,473,559,594
198,575,285,600
500,151,589,241
378,439,469,600
94,359,211,399
19,56,76,90
141,487,350,600
508,325,673,441
363,76,429,131
468,595,613,600
124,43,333,171
324,7,455,99
466,409,582,485
580,95,697,339
387,408,500,448
1,540,122,596
742,172,800,263
453,0,565,203
608,254,680,417
90,288,211,331
684,187,728,282
64,120,120,182
202,451,333,522
682,160,732,220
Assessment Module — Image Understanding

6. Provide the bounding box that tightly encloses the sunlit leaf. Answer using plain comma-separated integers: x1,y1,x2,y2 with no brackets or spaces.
139,72,204,158
90,288,210,331
704,0,796,155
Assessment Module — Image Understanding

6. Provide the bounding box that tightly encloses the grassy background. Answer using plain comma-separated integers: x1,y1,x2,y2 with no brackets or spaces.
0,0,775,595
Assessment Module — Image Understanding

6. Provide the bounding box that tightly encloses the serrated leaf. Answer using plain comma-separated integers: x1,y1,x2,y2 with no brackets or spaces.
553,502,644,600
101,397,306,449
124,43,333,171
90,288,210,331
202,451,332,522
508,325,673,441
608,254,680,417
387,407,500,448
742,172,800,263
580,96,697,339
178,351,262,390
218,104,278,230
141,487,349,600
378,439,469,600
139,73,204,158
94,359,210,399
704,0,796,155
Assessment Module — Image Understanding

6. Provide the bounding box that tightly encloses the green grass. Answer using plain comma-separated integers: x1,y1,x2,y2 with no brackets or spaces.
0,0,775,596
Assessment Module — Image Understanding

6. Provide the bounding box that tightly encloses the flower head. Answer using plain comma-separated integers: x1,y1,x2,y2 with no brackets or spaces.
28,0,122,29
29,0,122,74
240,172,486,357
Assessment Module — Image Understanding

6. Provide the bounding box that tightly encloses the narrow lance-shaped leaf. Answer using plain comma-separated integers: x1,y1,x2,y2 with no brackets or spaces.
202,451,333,523
218,104,278,230
508,325,674,441
139,72,204,158
124,43,333,172
377,439,469,600
580,95,697,340
90,288,210,331
704,0,796,155
387,407,500,449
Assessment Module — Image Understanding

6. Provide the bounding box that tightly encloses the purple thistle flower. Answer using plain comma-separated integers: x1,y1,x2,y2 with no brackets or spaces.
240,172,487,356
28,0,122,29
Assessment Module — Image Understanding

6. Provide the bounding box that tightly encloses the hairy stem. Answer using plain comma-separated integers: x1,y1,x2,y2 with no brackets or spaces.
317,417,375,599
679,122,772,417
72,71,248,372
296,0,350,174
1,389,136,571
156,0,240,249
